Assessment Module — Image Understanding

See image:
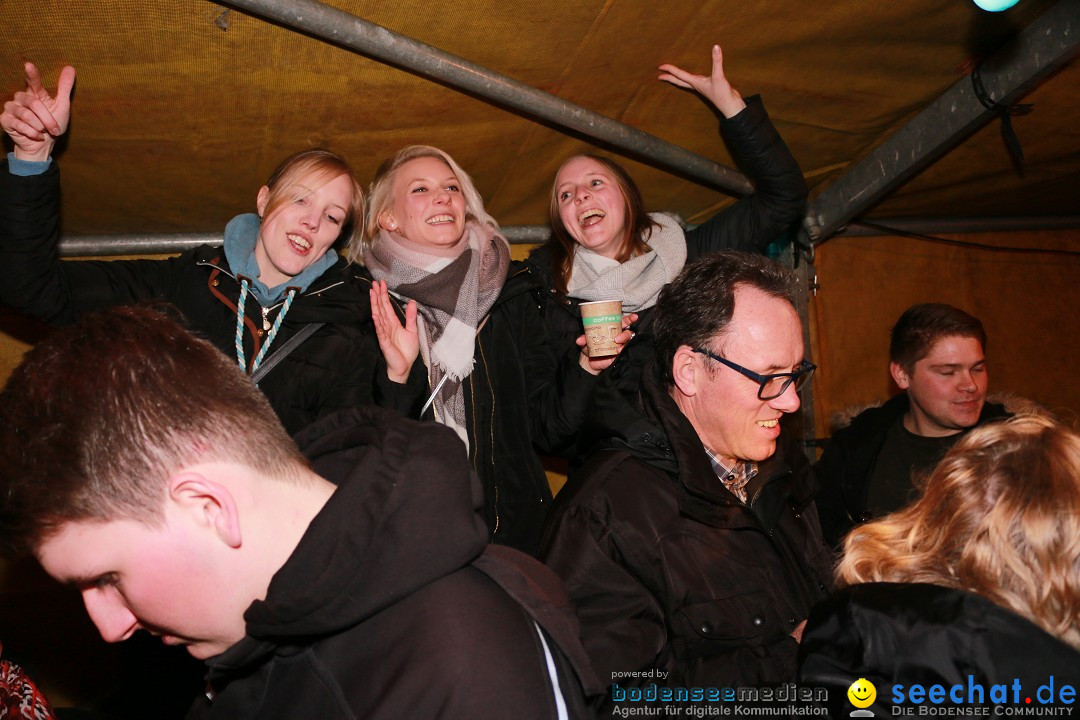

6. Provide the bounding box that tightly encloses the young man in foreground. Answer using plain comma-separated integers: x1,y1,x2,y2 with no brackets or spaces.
0,305,599,719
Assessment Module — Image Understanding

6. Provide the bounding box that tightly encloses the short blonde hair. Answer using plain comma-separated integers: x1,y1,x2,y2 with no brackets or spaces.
262,148,365,251
837,414,1080,648
352,145,496,260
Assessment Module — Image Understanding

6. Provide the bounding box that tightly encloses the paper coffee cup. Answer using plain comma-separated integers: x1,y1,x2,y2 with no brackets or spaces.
580,300,623,358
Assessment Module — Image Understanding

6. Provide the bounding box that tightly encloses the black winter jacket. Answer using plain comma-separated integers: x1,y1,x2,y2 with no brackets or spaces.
799,583,1080,717
190,407,603,720
813,394,1010,546
419,261,598,556
0,160,421,435
540,362,833,693
525,94,808,396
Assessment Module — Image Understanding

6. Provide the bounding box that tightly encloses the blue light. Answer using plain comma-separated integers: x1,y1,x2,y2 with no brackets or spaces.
973,0,1020,11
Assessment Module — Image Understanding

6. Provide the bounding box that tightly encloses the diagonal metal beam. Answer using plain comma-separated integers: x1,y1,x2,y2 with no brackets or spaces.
218,0,754,195
805,0,1080,245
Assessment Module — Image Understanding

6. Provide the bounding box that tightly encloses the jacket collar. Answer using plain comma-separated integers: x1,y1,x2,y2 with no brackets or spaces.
634,362,813,531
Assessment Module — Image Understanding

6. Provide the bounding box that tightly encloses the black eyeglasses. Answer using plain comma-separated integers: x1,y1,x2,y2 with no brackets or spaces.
692,348,816,400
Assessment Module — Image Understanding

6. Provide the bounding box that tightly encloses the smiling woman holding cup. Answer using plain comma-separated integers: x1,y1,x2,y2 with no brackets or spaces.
526,43,808,390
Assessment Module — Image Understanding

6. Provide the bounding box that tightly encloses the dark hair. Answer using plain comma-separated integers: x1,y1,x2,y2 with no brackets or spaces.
0,305,310,557
546,154,659,295
653,251,801,385
890,303,987,373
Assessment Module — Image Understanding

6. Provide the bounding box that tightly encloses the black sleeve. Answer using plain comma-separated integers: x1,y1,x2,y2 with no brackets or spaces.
540,488,669,690
684,95,808,259
373,349,429,418
812,431,858,549
0,160,193,325
515,282,597,456
798,590,895,718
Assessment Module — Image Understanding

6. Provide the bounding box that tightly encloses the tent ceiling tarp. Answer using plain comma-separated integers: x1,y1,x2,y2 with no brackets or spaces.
3,0,1078,239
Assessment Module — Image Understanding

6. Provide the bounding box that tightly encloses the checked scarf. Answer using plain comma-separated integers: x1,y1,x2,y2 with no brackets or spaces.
363,220,510,449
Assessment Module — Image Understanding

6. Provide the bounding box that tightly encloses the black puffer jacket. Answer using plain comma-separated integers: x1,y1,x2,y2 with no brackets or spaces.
813,393,1010,546
799,583,1080,717
189,406,603,720
526,94,808,395
540,362,833,691
422,261,597,556
0,160,422,435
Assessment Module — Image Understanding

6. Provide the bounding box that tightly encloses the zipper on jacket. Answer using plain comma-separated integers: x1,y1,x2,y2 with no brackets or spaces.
475,330,500,541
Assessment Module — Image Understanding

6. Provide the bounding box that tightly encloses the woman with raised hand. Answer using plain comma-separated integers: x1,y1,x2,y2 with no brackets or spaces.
358,145,600,555
526,43,808,389
799,414,1080,716
0,62,421,435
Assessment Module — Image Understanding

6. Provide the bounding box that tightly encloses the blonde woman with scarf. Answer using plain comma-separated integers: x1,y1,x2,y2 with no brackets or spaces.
357,146,604,556
526,43,808,394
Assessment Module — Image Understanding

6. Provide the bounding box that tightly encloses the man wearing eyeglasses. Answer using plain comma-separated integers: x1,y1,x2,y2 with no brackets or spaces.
540,251,833,703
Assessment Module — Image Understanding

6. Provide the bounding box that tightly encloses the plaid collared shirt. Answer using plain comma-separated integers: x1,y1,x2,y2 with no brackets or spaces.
704,448,758,504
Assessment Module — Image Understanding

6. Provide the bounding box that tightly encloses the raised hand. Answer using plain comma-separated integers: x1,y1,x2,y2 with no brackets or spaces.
370,279,420,383
1,62,77,162
658,44,746,119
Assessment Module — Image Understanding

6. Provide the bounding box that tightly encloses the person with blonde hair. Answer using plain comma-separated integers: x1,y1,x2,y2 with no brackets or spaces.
799,414,1080,716
355,145,603,555
1,62,421,435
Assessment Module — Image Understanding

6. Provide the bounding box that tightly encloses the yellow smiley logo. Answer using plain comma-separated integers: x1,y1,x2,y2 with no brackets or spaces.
847,678,877,708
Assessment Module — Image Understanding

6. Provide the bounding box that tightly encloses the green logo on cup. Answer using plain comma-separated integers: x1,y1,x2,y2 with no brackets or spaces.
582,314,621,326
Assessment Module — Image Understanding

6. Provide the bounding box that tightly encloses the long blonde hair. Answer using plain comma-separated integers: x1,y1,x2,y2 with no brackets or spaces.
351,145,496,260
837,414,1080,648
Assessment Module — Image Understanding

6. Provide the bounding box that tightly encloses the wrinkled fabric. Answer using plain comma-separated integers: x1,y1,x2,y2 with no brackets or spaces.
813,394,1011,547
190,406,602,720
0,659,55,720
0,160,425,433
566,212,686,312
412,262,597,555
541,361,833,693
363,220,511,448
799,583,1080,717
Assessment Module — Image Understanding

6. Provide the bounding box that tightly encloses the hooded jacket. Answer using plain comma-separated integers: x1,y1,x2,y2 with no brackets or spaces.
799,583,1080,717
0,160,422,435
540,363,833,692
189,406,602,720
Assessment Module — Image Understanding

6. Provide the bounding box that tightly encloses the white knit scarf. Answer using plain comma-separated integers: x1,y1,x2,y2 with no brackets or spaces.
362,221,510,448
566,212,687,312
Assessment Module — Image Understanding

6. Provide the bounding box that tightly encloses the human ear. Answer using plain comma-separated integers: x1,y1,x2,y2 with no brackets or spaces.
168,471,242,549
256,186,270,218
378,209,398,232
890,361,911,391
671,345,700,398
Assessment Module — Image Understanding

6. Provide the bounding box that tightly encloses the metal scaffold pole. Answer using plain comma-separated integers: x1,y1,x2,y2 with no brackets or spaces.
218,0,753,196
